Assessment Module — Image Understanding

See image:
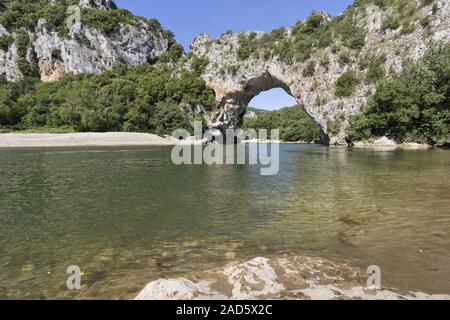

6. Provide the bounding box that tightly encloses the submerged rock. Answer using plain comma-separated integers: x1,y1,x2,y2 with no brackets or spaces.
339,214,370,226
136,256,450,300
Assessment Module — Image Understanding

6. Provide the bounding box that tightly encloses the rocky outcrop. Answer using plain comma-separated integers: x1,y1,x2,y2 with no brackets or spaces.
79,0,117,10
0,25,22,81
352,136,432,149
136,256,450,300
33,20,168,82
189,1,450,144
0,0,169,82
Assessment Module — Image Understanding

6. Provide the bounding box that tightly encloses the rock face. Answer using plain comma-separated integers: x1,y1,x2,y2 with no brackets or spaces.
79,0,117,10
0,0,169,82
189,1,450,144
0,25,22,81
136,256,450,300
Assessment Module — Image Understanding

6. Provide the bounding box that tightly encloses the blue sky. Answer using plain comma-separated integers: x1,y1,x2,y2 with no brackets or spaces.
115,0,354,110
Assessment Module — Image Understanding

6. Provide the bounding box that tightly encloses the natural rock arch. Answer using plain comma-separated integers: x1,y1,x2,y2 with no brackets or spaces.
207,72,294,128
191,33,348,145
188,2,450,145
202,71,330,144
190,32,366,146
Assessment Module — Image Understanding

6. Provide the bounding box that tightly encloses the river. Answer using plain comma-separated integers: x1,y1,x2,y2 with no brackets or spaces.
0,145,449,299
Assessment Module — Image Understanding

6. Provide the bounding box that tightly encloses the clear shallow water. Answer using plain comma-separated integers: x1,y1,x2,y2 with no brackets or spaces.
0,145,449,299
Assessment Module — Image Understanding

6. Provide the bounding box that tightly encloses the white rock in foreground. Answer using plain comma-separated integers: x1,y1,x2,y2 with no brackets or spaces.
136,257,450,300
136,279,227,300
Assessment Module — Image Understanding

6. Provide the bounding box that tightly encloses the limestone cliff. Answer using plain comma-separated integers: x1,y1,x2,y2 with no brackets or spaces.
1,0,449,144
0,0,170,82
188,0,450,144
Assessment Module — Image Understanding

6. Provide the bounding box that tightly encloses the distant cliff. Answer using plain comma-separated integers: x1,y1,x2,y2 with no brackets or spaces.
0,0,171,82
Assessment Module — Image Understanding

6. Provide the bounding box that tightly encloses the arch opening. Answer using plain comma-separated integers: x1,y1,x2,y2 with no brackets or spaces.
249,88,297,111
206,74,329,144
242,87,323,144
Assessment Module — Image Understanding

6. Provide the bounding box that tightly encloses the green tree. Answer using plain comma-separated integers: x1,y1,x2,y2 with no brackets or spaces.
243,106,321,143
349,44,450,145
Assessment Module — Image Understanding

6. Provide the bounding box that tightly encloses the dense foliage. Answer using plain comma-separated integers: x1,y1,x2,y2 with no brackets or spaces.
0,1,197,135
0,0,175,43
0,0,78,35
243,106,321,143
80,7,175,42
0,64,215,134
335,71,361,97
349,44,450,145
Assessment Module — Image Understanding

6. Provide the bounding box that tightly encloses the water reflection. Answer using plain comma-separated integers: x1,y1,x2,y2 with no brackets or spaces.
0,145,449,299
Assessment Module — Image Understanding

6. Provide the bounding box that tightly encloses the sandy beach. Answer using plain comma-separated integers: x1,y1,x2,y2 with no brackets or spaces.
0,133,178,148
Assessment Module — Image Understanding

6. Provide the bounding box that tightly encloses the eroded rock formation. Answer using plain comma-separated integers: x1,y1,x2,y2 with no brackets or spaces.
0,0,169,82
189,1,450,144
79,0,117,10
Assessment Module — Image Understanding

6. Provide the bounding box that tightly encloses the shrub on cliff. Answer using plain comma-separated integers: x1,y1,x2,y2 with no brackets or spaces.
335,71,361,97
331,9,366,50
80,7,136,35
0,34,14,51
365,55,386,83
190,56,209,76
302,61,316,77
157,43,184,64
382,16,401,31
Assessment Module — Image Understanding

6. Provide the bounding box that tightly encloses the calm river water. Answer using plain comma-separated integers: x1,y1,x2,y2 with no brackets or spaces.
0,145,449,299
